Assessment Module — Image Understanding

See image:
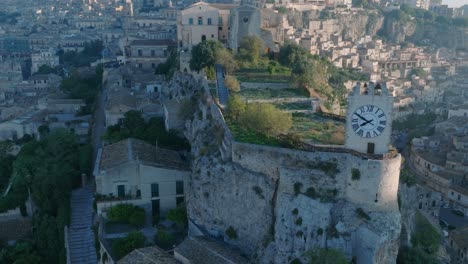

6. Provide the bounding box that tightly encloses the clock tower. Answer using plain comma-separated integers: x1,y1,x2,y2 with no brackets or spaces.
345,82,394,155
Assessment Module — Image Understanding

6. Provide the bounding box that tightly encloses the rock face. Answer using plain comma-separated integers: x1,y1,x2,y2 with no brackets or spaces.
166,74,402,263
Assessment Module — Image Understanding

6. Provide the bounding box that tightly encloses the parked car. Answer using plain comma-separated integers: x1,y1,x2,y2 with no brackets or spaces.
442,203,450,209
452,209,464,217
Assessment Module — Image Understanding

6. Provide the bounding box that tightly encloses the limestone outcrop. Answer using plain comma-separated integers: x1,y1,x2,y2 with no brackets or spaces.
165,73,402,263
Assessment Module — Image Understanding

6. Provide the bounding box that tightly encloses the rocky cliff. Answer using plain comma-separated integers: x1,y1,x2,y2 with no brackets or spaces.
165,73,402,264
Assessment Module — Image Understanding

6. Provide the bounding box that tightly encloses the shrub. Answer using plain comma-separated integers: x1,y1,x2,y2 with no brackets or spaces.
253,186,264,199
226,226,238,239
225,75,240,92
356,208,371,221
107,204,146,227
306,248,348,264
112,232,146,260
155,229,175,249
317,228,323,236
292,208,299,215
290,258,302,264
166,204,188,227
295,217,303,226
412,211,441,254
351,168,361,180
239,103,292,136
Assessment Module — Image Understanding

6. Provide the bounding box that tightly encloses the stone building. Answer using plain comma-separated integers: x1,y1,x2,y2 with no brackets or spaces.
126,39,175,70
30,48,59,74
177,2,232,50
94,138,190,218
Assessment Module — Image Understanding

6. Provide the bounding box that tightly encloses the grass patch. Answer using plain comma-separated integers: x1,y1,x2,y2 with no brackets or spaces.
351,168,361,181
227,121,284,147
235,66,291,83
290,113,345,145
275,101,312,110
238,88,309,100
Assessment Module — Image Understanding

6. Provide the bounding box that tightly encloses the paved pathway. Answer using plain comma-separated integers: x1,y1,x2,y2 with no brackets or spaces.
67,185,97,264
215,64,229,105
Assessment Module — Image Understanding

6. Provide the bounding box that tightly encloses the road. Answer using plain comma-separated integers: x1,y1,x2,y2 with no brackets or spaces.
439,207,468,228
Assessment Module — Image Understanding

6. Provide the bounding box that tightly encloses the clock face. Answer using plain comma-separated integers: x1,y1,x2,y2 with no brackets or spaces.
351,104,387,138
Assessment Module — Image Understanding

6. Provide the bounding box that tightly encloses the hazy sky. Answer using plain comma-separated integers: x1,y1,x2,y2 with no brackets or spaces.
442,0,467,7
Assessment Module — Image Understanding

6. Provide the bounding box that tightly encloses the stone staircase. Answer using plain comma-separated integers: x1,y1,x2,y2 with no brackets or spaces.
67,186,97,264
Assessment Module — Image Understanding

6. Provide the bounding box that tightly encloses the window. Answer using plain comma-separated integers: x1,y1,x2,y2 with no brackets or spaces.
138,63,143,68
138,49,142,56
151,50,155,56
219,26,222,30
151,183,159,197
117,185,125,198
198,17,203,25
176,196,184,205
151,63,156,69
207,18,212,25
367,143,375,154
211,34,214,38
176,181,184,195
458,195,461,201
188,18,193,25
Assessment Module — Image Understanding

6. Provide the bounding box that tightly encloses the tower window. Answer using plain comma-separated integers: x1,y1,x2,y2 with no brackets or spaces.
188,18,193,25
198,17,203,25
207,18,212,25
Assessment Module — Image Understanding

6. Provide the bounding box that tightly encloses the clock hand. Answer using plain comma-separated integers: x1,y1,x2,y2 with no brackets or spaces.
355,113,371,122
360,119,374,127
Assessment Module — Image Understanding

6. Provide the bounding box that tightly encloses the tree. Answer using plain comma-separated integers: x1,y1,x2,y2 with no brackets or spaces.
189,40,224,71
237,36,264,65
226,95,246,121
107,204,146,227
215,48,238,74
155,50,178,79
240,103,292,136
112,232,146,260
397,246,438,264
411,212,441,254
225,75,240,92
306,248,348,264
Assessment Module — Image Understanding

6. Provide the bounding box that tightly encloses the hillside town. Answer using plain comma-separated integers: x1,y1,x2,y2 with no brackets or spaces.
0,0,467,263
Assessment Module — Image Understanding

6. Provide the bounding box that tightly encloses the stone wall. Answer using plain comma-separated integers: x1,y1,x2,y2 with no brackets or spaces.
165,73,402,263
240,82,290,89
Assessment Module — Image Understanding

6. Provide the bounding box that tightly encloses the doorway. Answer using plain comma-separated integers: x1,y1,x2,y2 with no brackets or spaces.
367,143,375,154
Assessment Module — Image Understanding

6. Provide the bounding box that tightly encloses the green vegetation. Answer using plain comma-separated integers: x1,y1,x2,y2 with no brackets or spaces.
155,229,176,249
398,211,440,263
107,204,146,227
351,168,361,181
290,113,345,145
166,204,188,227
226,226,238,239
155,50,178,79
356,208,371,221
393,113,436,131
189,40,224,71
34,65,64,76
292,208,299,215
279,42,367,110
295,217,303,226
225,75,240,92
0,242,41,264
0,141,14,192
60,66,103,115
215,48,238,74
226,95,292,138
253,186,265,199
112,232,146,260
104,111,190,151
235,66,291,83
236,35,264,66
60,40,104,67
238,88,308,100
0,130,91,263
400,167,417,186
306,248,348,264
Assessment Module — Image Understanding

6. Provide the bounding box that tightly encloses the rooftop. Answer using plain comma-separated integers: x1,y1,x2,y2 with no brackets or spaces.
174,236,249,264
450,226,468,249
99,138,189,171
117,246,180,264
